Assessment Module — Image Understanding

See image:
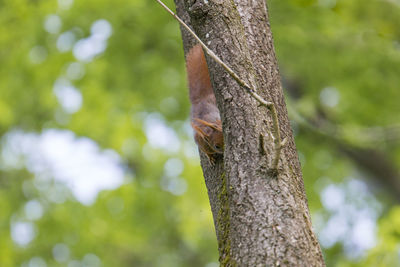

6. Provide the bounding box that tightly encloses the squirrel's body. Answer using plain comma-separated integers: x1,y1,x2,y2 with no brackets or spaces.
186,44,224,161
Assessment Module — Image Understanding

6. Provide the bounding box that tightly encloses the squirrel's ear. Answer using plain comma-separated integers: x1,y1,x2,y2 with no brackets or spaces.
212,120,222,131
195,118,222,131
194,118,209,126
192,123,206,138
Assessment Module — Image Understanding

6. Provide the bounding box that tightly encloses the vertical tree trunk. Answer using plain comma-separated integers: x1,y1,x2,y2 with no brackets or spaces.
174,0,325,265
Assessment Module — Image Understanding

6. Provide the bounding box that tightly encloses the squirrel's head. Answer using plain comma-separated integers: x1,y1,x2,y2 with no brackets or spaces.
208,126,223,154
192,119,224,155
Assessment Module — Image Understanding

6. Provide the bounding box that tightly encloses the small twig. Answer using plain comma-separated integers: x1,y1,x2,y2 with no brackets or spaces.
156,0,285,172
271,105,287,170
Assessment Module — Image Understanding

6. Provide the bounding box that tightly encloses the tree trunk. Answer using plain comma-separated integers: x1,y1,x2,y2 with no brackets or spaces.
174,0,325,266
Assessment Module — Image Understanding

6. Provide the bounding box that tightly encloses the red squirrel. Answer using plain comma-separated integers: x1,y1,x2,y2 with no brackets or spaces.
186,44,224,162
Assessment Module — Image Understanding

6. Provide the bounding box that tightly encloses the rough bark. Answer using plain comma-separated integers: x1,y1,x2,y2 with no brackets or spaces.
174,0,325,266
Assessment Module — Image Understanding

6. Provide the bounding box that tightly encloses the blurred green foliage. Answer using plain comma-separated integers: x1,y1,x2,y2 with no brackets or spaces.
0,0,399,266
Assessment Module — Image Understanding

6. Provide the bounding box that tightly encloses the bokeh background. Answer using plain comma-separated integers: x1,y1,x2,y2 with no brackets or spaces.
1,0,399,266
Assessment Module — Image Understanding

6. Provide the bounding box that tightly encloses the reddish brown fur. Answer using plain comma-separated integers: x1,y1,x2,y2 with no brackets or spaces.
186,45,224,162
187,44,214,104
